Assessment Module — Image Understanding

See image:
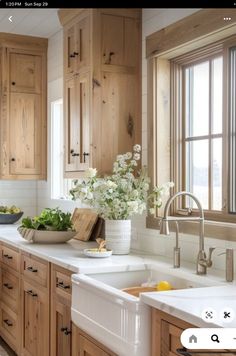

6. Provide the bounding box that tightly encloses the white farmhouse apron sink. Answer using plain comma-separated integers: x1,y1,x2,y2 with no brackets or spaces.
71,264,216,356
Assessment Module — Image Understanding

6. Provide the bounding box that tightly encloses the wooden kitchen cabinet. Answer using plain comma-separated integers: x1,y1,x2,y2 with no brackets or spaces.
21,252,50,356
51,264,73,356
65,72,90,173
64,14,90,77
21,279,49,356
58,9,141,177
0,243,20,354
72,324,117,356
152,309,185,356
0,34,47,180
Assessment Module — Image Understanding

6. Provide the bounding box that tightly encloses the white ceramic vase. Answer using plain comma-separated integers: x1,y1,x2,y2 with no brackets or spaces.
105,219,131,255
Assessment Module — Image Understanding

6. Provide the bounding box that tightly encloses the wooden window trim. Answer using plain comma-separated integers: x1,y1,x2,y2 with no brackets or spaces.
146,9,236,240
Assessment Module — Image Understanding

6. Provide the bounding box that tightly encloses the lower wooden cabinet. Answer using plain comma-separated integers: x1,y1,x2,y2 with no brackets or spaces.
152,309,191,356
21,278,49,356
72,324,117,356
52,300,73,356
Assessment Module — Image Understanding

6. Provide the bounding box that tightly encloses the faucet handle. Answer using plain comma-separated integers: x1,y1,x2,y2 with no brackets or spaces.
207,247,216,267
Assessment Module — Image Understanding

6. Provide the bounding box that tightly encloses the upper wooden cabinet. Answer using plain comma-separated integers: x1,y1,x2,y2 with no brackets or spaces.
101,14,139,68
9,52,42,94
58,8,141,177
65,14,90,77
0,34,47,180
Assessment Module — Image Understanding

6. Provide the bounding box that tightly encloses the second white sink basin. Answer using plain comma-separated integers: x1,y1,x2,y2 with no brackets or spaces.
71,263,219,356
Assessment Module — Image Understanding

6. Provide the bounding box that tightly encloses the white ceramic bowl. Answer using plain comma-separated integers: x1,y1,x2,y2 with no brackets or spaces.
83,248,112,258
17,227,76,243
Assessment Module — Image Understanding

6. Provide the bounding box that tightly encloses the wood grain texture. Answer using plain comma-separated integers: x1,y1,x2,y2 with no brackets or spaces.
72,324,117,356
0,36,47,180
146,9,236,58
71,208,98,241
21,279,49,356
61,8,141,177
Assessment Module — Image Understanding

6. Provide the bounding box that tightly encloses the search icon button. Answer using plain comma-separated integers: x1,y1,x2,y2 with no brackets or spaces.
211,334,220,343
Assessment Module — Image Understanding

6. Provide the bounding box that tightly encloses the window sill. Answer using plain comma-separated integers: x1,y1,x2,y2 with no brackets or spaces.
146,215,236,241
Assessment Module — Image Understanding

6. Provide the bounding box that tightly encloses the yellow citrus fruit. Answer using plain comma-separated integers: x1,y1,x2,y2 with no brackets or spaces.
156,281,172,291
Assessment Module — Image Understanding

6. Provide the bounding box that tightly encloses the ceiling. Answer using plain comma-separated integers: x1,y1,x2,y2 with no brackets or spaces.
0,9,61,38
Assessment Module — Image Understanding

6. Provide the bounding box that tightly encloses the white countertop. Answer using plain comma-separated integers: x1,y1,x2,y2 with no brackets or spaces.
140,285,236,328
1,225,236,329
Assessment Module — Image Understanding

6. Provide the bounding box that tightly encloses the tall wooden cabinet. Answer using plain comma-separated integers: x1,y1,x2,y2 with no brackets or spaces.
0,34,47,180
58,9,141,177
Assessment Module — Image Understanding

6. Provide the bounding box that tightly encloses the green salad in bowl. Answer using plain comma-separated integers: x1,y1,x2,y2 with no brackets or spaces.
18,207,75,243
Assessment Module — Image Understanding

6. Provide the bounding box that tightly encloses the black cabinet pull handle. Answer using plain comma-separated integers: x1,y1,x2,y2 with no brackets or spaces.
57,281,70,290
73,52,79,56
11,82,16,85
70,149,80,157
69,53,75,58
26,289,38,297
3,254,13,259
27,266,38,273
64,329,72,335
61,327,71,335
3,283,13,290
3,319,13,327
83,152,89,163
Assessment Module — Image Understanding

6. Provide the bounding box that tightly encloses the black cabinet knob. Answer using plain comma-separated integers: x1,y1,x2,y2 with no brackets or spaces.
11,158,15,162
11,82,16,85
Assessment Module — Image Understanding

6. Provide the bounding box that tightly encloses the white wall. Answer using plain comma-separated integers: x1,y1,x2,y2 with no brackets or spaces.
0,180,37,217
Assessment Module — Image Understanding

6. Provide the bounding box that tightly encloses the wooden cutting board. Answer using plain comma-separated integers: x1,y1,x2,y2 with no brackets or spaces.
71,208,98,241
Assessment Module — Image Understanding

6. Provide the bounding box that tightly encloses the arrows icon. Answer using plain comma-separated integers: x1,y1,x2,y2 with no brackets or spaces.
9,16,13,22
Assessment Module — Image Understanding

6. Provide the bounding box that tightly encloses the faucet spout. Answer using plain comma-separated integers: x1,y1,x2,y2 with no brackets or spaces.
160,191,211,275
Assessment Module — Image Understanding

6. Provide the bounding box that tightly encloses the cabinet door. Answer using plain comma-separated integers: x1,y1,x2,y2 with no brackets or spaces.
65,72,90,175
65,24,77,76
75,15,90,72
9,93,41,176
9,52,41,94
51,301,72,356
72,326,111,356
101,14,124,66
65,16,90,76
22,280,49,356
161,320,183,356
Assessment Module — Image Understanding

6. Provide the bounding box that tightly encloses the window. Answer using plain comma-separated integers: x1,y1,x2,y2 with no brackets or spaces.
51,99,73,199
145,9,236,236
171,38,236,222
183,56,223,211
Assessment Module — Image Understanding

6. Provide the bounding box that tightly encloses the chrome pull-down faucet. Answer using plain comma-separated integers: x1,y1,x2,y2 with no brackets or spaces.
160,191,215,275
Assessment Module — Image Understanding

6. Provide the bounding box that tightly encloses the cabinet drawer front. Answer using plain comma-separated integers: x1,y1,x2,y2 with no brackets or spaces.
1,269,19,311
22,254,48,287
1,246,19,271
1,306,17,341
55,270,72,298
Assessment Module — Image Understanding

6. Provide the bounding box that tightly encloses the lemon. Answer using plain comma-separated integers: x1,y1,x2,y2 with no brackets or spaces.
156,281,172,291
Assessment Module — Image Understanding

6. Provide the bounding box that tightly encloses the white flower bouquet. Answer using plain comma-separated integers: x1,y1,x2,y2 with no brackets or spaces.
70,145,174,220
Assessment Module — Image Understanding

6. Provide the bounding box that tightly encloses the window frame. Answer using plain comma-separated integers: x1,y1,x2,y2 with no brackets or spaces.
170,40,236,223
145,9,236,239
